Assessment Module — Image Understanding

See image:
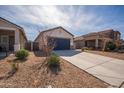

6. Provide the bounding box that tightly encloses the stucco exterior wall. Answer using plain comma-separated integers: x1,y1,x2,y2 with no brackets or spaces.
20,31,26,49
35,33,44,50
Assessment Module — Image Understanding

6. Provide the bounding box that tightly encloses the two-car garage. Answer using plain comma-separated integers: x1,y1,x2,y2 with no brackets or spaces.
35,26,74,50
51,38,70,50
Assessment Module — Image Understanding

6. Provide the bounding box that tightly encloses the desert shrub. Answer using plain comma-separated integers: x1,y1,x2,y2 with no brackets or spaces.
81,47,89,51
11,63,18,71
105,42,116,51
6,63,19,78
81,48,84,51
15,49,29,59
48,54,60,67
51,53,59,56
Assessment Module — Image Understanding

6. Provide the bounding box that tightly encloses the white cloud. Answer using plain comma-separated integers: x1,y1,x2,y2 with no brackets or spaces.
13,6,70,27
3,6,123,39
6,6,104,32
39,6,70,26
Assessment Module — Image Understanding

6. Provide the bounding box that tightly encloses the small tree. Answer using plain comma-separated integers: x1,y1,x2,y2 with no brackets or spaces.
105,41,116,51
39,31,57,64
100,34,112,51
41,33,56,57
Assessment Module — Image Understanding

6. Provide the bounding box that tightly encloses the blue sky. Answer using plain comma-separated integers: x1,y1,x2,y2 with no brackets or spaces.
0,5,124,40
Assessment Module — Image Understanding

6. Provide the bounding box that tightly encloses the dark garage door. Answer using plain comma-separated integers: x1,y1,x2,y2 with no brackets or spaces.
53,38,70,50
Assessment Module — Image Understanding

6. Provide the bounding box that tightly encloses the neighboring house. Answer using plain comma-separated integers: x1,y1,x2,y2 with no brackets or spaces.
120,39,124,46
0,17,27,52
35,26,74,50
119,39,124,50
74,29,121,50
25,40,39,51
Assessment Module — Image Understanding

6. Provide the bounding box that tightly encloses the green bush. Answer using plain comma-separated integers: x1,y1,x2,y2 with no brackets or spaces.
11,63,18,71
48,54,60,67
105,42,116,51
15,49,29,59
51,53,58,56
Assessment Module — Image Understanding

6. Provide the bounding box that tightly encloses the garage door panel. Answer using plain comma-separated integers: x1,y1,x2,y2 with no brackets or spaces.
55,39,70,50
53,38,70,50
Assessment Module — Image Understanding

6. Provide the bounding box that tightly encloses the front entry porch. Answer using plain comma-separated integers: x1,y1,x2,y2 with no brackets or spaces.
85,39,103,49
0,28,20,52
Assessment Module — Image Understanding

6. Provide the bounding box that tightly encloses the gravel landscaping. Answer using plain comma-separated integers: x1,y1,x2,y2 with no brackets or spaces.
0,52,109,88
86,50,124,60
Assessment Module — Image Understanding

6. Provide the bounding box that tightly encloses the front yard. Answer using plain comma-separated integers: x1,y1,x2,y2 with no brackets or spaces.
0,52,109,88
86,50,124,60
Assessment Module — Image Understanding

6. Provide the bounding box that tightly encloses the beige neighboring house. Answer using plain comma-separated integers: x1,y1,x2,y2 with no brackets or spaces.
120,39,124,46
0,17,27,52
74,29,121,50
35,26,74,50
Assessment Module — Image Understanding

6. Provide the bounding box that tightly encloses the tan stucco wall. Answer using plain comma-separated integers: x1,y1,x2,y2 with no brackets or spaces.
20,31,26,49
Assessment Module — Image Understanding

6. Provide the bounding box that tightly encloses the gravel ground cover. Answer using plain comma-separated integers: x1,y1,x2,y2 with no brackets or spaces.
0,52,109,88
86,50,124,60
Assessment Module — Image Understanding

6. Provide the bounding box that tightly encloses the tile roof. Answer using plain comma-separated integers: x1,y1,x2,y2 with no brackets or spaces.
74,29,120,41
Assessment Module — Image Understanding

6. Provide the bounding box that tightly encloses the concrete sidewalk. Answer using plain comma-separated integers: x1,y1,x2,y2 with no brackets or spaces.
55,50,124,87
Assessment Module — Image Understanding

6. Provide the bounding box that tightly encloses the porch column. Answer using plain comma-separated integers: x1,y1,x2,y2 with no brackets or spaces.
14,29,20,51
95,39,98,49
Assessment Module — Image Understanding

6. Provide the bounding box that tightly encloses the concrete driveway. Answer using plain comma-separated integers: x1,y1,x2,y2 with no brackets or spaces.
54,50,124,87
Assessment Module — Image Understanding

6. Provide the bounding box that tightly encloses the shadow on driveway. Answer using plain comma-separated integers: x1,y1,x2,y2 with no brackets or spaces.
54,50,81,57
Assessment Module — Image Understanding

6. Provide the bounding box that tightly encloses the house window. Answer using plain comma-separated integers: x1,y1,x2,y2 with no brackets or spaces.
1,35,8,44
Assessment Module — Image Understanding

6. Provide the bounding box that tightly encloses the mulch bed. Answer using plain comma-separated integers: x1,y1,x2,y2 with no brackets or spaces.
86,50,124,60
0,52,109,88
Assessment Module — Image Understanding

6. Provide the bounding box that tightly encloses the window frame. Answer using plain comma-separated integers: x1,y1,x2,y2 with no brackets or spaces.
1,35,9,44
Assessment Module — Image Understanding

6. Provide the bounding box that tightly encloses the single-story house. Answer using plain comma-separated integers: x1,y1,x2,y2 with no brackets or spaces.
74,29,121,50
35,26,74,50
0,17,27,52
